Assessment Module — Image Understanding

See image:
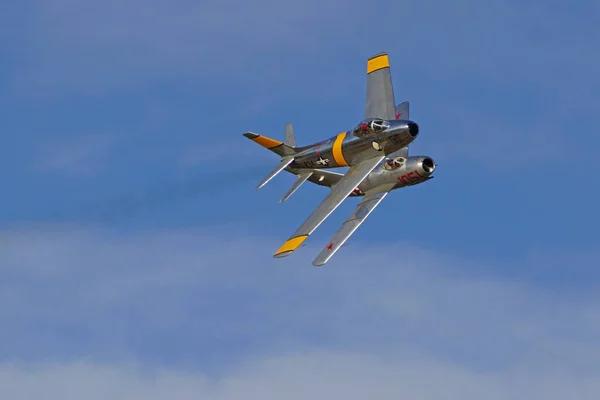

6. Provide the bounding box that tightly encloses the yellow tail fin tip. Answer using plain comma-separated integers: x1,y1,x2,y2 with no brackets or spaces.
367,54,390,74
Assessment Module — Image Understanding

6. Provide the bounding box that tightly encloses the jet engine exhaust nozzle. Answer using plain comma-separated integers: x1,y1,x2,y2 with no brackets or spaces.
408,122,419,137
421,157,435,173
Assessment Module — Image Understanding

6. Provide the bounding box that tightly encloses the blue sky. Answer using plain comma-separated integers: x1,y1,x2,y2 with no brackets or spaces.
1,0,600,397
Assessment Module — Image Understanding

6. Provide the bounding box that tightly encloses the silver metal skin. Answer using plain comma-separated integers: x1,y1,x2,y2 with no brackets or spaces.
391,101,410,158
285,155,436,198
365,53,396,120
291,155,436,266
243,52,436,265
273,155,386,259
289,119,419,169
359,155,435,192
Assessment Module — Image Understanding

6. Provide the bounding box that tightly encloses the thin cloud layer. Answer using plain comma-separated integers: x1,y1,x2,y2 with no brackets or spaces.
1,352,599,399
0,226,598,382
1,0,600,396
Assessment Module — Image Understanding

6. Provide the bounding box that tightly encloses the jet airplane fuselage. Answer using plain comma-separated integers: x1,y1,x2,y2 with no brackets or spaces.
242,51,435,266
359,155,435,193
287,154,435,197
290,119,419,170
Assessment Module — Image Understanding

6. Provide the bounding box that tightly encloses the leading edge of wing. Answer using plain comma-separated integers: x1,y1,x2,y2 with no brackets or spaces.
312,184,395,266
273,156,386,258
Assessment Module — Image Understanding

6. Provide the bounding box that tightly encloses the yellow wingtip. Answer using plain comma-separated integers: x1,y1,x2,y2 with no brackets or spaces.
274,235,308,257
367,53,390,74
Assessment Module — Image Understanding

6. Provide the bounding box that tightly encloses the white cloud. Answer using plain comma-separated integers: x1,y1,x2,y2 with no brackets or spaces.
1,351,599,399
0,224,599,384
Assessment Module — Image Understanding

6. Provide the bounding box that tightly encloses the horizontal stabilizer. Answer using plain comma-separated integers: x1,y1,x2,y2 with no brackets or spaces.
281,172,312,203
243,132,296,157
257,156,294,189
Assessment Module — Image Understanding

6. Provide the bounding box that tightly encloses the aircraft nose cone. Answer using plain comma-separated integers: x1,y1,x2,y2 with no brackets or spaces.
408,122,419,137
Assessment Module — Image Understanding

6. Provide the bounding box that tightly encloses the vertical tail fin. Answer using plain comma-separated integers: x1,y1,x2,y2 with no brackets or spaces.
395,101,409,120
394,101,410,158
285,123,296,147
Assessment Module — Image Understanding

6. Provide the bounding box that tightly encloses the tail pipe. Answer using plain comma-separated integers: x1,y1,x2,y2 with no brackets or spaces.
420,157,436,174
408,122,419,138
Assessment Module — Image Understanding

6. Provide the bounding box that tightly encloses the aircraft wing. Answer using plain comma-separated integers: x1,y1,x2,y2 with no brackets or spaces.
365,53,396,120
274,155,385,258
312,183,395,266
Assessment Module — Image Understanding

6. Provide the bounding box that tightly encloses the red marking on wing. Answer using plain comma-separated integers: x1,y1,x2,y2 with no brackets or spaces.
326,243,333,250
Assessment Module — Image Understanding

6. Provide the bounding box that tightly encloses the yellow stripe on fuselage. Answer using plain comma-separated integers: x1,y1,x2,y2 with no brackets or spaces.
332,132,349,167
252,135,282,149
367,54,390,74
274,235,308,257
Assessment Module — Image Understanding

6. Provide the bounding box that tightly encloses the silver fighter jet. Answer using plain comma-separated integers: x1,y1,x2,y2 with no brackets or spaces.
243,52,436,266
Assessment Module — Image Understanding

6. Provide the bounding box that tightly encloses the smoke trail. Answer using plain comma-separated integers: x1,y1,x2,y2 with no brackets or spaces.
86,163,273,222
30,163,276,226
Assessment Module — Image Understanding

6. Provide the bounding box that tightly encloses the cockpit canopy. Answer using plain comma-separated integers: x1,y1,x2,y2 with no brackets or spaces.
351,118,390,137
382,156,406,170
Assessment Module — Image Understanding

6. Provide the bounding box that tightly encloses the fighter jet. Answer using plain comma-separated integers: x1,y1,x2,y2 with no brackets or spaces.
243,52,436,266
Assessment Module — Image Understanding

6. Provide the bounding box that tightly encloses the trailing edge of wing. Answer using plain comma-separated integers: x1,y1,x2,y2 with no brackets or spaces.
256,156,294,189
312,184,395,266
273,156,385,258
